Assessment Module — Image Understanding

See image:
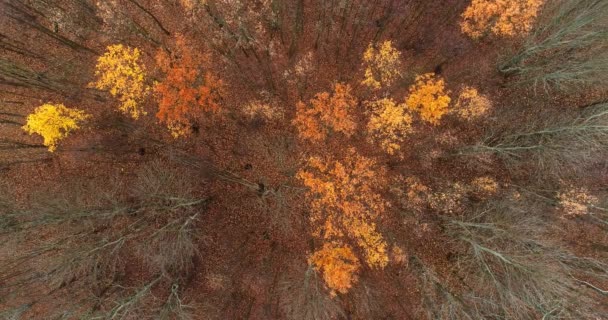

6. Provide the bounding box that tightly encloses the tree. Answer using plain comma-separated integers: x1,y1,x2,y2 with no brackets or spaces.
90,44,149,119
557,187,598,218
154,35,223,138
361,41,402,90
460,102,608,179
367,98,413,155
460,0,546,39
442,197,607,319
22,103,90,152
406,73,451,125
297,149,389,277
0,162,206,319
453,86,491,121
308,241,361,295
499,0,608,91
292,83,357,141
280,264,345,320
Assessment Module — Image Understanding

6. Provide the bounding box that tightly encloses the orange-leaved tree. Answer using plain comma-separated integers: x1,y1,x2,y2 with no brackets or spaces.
154,35,223,138
298,148,389,295
367,98,413,155
460,0,546,39
22,103,90,152
361,40,402,89
90,44,148,119
292,83,357,141
308,241,361,296
406,73,451,125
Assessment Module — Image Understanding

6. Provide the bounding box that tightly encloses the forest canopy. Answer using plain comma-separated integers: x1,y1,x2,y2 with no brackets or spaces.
0,0,607,319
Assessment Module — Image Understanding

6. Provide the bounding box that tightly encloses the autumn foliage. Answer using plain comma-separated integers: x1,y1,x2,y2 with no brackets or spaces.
406,73,451,125
558,187,598,218
90,44,148,119
292,83,357,141
367,98,413,155
4,1,608,319
308,241,360,295
154,35,223,138
461,0,546,39
22,103,90,152
361,41,402,89
454,86,492,120
298,149,389,293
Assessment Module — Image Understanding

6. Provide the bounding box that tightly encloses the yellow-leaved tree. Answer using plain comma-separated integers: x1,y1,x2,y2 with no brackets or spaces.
367,98,413,155
406,73,451,125
22,103,90,152
361,40,402,89
460,0,545,39
292,83,357,141
90,44,149,119
453,86,492,121
298,149,389,294
557,187,598,218
309,241,360,296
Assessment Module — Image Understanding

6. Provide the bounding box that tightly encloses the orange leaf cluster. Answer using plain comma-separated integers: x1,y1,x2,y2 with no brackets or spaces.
308,242,360,295
461,0,545,39
154,35,223,138
292,83,357,141
298,149,389,294
406,73,451,126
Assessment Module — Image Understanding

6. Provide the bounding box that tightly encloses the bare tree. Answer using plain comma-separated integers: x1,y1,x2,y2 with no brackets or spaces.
439,196,608,319
0,161,208,319
460,101,608,179
500,0,608,92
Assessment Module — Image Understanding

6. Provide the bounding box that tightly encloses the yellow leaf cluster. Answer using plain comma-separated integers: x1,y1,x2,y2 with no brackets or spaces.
367,98,413,155
294,51,314,76
166,121,191,139
470,176,499,198
391,176,432,212
454,86,492,121
428,183,467,214
90,44,148,119
395,176,499,213
405,176,431,208
391,245,408,265
308,241,360,295
180,0,205,10
460,0,545,39
406,73,451,125
298,149,389,278
292,83,357,141
558,187,598,218
243,100,283,122
22,103,90,152
361,41,402,89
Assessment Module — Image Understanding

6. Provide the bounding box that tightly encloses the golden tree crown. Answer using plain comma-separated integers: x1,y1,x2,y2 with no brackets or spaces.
22,103,90,152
